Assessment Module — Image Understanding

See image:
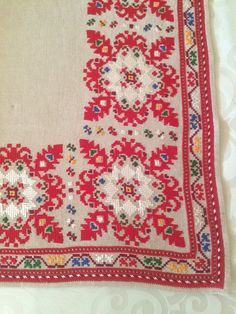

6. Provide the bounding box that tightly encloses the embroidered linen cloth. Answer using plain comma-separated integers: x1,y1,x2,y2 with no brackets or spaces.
0,0,229,289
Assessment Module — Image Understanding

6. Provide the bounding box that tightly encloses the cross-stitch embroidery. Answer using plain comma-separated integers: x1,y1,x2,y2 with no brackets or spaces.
0,0,226,289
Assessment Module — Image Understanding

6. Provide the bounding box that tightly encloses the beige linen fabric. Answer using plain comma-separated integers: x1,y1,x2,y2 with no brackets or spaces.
0,0,188,250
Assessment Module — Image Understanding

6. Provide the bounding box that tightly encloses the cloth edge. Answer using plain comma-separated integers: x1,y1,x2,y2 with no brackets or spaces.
204,0,232,294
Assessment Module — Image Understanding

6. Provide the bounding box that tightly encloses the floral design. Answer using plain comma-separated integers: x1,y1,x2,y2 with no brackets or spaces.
77,138,185,247
84,31,179,126
88,0,174,22
0,144,65,246
0,0,226,290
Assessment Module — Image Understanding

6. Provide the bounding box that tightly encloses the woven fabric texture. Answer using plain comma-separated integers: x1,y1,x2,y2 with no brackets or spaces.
0,0,229,289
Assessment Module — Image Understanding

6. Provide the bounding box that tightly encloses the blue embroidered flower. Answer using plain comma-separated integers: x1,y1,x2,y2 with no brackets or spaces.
190,114,199,130
201,233,211,252
72,257,91,267
186,11,195,27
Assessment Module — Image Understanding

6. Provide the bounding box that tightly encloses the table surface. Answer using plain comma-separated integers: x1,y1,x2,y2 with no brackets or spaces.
0,0,236,313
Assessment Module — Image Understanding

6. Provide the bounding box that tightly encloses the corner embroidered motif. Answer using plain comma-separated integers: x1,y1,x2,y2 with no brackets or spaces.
77,138,185,247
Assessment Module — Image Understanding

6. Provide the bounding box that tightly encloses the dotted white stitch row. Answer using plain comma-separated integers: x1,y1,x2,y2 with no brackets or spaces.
196,0,221,275
0,271,219,284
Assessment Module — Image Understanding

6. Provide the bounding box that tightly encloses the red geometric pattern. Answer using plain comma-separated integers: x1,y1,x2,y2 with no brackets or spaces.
77,138,185,247
84,31,179,126
88,0,174,22
0,0,226,290
0,145,65,247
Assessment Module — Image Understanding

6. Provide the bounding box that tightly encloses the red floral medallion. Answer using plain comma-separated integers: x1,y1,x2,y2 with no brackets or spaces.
84,31,179,126
77,138,185,247
0,145,65,246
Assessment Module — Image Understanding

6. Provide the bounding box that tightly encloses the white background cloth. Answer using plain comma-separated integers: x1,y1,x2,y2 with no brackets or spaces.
0,0,235,313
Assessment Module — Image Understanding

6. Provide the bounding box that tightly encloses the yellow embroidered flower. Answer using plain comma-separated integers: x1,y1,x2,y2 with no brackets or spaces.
193,136,202,154
47,255,65,266
168,262,188,273
185,30,193,45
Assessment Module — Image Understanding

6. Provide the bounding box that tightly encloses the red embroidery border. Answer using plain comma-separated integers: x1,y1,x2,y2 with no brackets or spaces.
194,0,224,286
